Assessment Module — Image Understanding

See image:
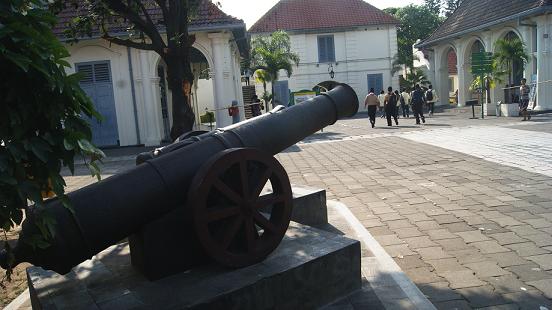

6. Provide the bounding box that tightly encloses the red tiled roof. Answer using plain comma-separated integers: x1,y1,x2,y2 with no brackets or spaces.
249,0,399,33
53,0,244,39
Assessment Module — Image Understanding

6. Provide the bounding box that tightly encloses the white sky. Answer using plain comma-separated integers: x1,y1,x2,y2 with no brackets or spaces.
217,0,424,29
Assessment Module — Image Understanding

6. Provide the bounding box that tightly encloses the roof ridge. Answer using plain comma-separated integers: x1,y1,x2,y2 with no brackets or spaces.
249,0,399,33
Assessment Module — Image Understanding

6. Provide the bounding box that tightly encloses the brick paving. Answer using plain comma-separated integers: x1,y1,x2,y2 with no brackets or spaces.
274,112,552,309
57,109,552,309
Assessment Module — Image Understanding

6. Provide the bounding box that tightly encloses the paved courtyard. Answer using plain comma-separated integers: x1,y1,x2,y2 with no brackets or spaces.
57,107,552,309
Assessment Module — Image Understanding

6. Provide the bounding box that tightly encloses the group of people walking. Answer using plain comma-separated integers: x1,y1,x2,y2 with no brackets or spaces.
364,84,438,128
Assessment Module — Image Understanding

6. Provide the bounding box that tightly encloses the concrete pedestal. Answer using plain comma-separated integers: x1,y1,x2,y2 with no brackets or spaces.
27,223,361,310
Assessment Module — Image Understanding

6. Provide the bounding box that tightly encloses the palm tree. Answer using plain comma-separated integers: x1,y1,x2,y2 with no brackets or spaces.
493,37,530,104
493,37,530,87
250,31,300,108
401,68,430,89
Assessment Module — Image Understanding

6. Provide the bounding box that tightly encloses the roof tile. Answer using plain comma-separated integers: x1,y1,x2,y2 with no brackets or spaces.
249,0,398,33
53,0,244,39
419,0,551,47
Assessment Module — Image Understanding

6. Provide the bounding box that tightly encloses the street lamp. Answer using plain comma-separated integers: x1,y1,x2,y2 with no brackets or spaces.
328,63,335,79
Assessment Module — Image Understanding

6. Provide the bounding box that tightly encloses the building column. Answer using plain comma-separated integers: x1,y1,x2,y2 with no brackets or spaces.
139,50,162,146
209,32,236,127
535,15,551,111
433,48,449,107
456,43,468,107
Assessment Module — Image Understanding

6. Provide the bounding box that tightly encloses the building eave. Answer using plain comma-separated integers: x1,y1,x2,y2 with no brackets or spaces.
416,6,552,49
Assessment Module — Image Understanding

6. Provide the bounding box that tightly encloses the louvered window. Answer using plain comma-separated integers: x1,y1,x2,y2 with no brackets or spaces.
76,61,112,84
318,35,335,63
77,64,94,84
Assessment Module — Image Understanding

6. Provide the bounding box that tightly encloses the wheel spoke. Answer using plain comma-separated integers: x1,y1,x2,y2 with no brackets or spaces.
256,193,286,209
220,216,244,249
253,212,278,235
214,179,244,205
251,168,272,200
239,159,250,198
245,217,257,251
207,206,240,223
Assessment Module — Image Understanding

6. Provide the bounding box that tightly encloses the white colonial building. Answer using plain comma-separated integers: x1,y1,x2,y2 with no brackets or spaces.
54,1,247,147
249,0,400,111
416,0,552,115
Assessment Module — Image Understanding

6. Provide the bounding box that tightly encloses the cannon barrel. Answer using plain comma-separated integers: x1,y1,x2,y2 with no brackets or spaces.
0,84,358,274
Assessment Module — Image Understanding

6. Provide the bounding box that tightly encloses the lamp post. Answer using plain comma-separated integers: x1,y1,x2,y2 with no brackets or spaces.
328,63,335,79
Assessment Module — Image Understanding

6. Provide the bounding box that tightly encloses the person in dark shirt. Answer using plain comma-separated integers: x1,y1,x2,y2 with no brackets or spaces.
411,84,426,125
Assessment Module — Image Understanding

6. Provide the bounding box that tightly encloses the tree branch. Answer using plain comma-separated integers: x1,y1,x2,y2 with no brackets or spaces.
102,34,157,51
153,0,169,22
103,0,166,50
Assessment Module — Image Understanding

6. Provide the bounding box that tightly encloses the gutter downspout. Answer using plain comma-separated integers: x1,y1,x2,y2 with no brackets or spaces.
127,46,141,145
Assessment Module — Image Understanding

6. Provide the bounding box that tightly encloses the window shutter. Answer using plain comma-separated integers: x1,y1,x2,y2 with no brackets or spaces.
327,36,335,62
76,64,93,84
93,63,111,82
318,37,327,63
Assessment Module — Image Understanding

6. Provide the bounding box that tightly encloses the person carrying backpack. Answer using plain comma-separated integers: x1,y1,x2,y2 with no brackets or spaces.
384,86,399,126
425,85,438,117
412,84,426,125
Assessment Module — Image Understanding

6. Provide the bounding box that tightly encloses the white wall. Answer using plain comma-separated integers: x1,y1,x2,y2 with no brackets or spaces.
252,25,399,112
65,41,138,146
63,30,243,146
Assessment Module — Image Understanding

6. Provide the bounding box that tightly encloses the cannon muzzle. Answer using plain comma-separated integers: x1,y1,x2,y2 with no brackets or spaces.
0,84,358,274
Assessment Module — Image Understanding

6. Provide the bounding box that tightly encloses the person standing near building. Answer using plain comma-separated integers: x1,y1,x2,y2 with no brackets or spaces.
384,87,399,126
519,78,531,121
378,90,386,118
251,94,261,117
364,88,380,128
425,85,438,116
411,84,426,125
400,88,411,118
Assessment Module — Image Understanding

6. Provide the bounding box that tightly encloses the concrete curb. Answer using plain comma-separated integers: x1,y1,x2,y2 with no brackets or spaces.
4,289,29,310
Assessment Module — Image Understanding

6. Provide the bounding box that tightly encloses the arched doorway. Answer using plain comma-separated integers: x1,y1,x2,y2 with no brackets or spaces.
466,39,486,100
156,47,213,140
439,46,458,105
504,31,524,87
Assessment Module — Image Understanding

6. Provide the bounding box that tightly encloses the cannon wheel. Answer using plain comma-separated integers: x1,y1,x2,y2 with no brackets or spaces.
189,148,292,268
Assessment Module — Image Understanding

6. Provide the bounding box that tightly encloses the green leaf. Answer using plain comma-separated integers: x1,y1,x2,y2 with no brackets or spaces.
63,138,75,151
4,50,31,72
77,138,96,153
30,137,52,163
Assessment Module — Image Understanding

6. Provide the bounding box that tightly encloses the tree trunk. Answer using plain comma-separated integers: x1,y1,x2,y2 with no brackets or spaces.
271,81,275,109
166,55,195,141
165,0,195,141
262,81,268,112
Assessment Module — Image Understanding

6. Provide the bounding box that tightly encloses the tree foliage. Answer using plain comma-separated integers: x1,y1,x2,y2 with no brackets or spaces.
443,0,462,17
1,0,104,278
493,37,530,85
400,68,430,90
424,0,442,15
57,0,203,139
387,5,443,70
250,31,299,107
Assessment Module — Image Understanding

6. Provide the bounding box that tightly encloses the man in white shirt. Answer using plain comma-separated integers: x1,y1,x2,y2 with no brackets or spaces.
400,88,411,118
378,90,386,118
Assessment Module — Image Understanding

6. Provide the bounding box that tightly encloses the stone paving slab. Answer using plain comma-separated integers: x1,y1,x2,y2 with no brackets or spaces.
276,130,552,308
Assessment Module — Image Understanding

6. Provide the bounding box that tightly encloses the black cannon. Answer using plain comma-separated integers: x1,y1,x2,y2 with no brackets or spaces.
0,84,358,278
